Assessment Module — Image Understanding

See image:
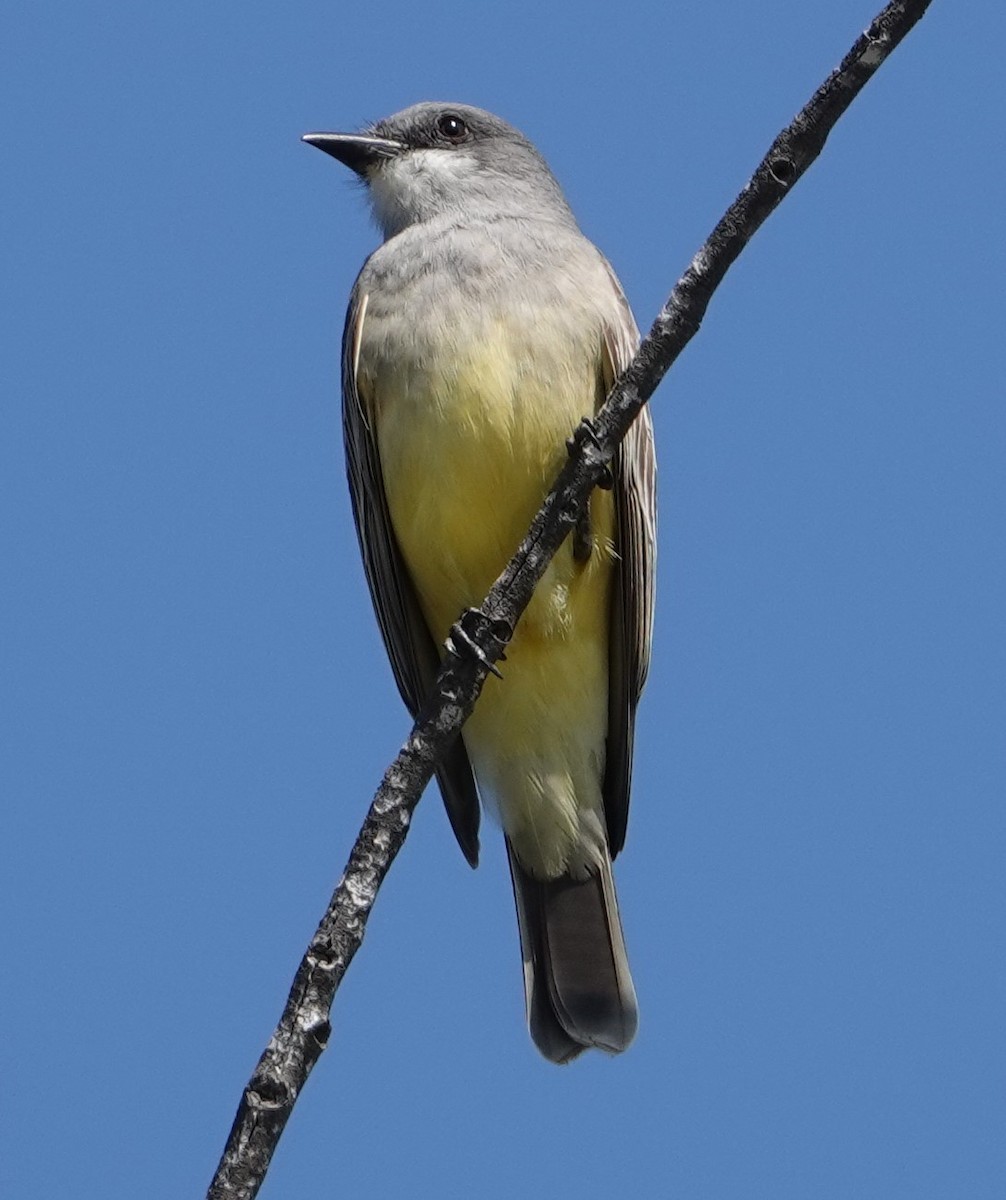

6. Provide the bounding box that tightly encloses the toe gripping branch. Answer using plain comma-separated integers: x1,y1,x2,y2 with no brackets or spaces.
567,417,614,563
567,417,614,490
447,607,513,680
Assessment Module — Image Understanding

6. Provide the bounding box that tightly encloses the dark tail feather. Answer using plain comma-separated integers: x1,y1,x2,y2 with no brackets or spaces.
507,839,638,1063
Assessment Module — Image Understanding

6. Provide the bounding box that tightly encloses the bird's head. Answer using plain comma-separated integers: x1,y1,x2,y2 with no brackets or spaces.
303,102,573,238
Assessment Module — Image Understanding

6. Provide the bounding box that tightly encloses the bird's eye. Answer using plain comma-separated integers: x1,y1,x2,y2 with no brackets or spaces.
436,113,469,142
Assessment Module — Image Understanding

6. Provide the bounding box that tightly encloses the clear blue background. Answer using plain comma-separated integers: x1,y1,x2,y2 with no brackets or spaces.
3,2,1003,1197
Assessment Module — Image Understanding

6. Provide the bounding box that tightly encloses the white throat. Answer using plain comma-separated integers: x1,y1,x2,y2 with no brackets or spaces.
367,149,481,237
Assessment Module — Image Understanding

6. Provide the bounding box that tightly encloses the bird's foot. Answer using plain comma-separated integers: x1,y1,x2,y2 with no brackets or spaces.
566,417,614,489
446,608,512,679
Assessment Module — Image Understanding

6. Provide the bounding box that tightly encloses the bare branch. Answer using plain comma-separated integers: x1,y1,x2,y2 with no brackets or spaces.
207,2,934,1195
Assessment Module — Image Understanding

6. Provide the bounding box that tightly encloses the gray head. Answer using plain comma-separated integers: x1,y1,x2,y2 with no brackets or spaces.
303,102,576,239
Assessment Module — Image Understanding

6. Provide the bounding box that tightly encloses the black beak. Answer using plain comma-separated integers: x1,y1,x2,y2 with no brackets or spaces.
301,132,406,176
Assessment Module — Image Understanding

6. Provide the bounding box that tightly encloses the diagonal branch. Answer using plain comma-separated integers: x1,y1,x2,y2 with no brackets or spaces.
207,2,934,1195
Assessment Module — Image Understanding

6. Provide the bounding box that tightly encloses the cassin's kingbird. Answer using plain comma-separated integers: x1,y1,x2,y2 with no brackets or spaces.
304,103,656,1062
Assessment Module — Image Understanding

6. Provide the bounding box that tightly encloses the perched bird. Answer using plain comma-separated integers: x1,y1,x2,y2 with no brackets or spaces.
304,103,656,1062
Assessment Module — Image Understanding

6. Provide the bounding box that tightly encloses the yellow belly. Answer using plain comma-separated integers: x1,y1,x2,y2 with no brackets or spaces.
364,321,615,877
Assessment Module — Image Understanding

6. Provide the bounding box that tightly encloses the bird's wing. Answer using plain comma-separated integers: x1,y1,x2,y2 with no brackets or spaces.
599,263,657,857
341,284,481,865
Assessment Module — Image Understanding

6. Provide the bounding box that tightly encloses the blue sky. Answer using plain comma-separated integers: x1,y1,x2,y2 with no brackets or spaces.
3,2,1004,1197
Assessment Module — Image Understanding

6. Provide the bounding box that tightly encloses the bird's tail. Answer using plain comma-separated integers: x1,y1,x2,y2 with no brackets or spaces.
507,838,638,1063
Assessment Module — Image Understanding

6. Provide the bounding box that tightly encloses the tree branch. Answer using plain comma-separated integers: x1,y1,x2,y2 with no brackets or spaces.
207,2,934,1195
